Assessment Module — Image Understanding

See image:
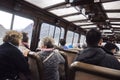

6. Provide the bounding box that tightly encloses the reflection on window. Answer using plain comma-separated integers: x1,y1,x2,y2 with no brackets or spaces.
40,23,52,39
40,23,61,45
40,23,55,39
60,27,64,39
13,15,33,30
66,31,74,45
80,35,86,47
54,27,60,45
13,15,34,45
73,33,79,44
0,10,12,44
49,25,55,37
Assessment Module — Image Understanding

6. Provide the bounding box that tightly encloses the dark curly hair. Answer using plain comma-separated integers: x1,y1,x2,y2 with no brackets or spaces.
59,39,66,46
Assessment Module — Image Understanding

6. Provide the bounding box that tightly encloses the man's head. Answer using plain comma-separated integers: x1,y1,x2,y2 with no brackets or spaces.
86,29,102,46
59,39,66,46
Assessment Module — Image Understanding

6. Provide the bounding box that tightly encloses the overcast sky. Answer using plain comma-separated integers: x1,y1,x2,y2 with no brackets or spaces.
0,10,33,30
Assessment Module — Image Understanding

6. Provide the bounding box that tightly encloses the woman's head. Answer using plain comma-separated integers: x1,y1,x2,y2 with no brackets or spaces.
3,30,23,46
41,37,55,48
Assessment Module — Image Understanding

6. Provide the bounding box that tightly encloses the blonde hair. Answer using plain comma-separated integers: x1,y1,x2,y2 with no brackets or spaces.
41,37,55,48
3,30,23,46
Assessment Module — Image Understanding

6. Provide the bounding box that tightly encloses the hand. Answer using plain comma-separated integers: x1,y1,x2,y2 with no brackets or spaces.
23,48,30,57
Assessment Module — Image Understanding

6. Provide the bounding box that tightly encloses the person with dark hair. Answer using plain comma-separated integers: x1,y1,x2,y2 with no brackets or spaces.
21,32,29,49
103,42,118,55
19,32,30,59
59,39,68,50
75,29,120,70
0,30,31,80
38,37,65,80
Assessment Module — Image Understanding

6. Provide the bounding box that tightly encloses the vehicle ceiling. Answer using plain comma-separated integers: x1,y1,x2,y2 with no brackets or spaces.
25,0,120,42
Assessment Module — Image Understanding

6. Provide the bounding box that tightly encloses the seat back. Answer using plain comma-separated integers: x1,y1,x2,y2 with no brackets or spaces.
59,52,69,80
69,62,120,80
59,50,77,66
28,53,43,80
68,48,81,53
56,46,79,66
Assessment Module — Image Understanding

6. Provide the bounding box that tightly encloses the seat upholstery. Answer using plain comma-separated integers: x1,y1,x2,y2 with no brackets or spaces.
28,53,43,80
69,62,120,80
59,52,69,80
59,50,77,66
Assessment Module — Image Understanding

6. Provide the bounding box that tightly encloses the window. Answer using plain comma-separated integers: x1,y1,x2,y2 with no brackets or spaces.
0,10,12,29
49,25,55,37
0,10,12,44
54,27,60,45
13,15,34,45
80,35,86,47
73,33,79,44
40,23,55,40
60,27,64,39
40,23,61,45
66,30,74,46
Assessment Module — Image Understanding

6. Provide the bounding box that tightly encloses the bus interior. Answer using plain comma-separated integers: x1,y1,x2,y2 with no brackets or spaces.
0,0,120,80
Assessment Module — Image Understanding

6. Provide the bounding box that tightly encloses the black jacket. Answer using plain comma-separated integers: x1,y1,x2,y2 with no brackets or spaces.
100,46,113,55
0,42,30,79
75,47,120,70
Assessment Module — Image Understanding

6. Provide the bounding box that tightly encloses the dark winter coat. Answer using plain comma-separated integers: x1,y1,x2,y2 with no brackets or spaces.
0,42,30,79
75,47,120,70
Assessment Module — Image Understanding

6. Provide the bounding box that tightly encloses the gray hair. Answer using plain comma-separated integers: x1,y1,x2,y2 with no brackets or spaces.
41,37,55,48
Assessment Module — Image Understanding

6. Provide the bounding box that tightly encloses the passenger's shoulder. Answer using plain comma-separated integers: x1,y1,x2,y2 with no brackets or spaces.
104,53,119,62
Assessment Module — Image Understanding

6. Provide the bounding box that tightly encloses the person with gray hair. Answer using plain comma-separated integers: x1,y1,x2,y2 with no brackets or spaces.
38,37,65,80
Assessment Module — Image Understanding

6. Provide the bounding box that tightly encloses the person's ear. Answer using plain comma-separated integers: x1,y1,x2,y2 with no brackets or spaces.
99,39,103,46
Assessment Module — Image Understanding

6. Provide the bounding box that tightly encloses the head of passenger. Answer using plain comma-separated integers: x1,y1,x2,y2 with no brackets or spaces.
59,39,66,46
41,37,55,49
86,29,103,47
22,32,28,43
59,39,68,50
3,30,22,46
21,32,29,48
104,42,117,54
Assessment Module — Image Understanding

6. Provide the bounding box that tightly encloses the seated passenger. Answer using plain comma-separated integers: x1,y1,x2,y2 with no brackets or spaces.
81,43,87,49
59,39,68,50
0,30,31,80
68,44,73,49
103,42,118,55
21,32,29,49
38,37,65,80
19,32,30,58
75,29,120,70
